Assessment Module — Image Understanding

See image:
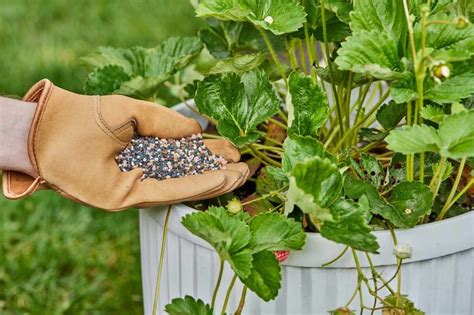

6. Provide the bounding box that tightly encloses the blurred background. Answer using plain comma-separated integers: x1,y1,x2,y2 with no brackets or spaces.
0,0,201,313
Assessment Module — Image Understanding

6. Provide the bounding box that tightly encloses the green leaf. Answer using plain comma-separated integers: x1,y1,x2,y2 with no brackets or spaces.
209,53,266,74
313,15,351,42
256,166,288,203
282,135,327,173
114,75,169,99
383,295,424,315
165,296,213,315
415,14,474,56
314,63,372,87
421,105,446,123
350,0,407,44
344,173,376,200
386,125,440,155
387,111,474,159
285,157,343,221
82,37,203,99
199,21,279,59
147,37,204,75
391,74,418,103
84,65,130,95
181,206,253,278
425,71,474,103
438,110,474,158
196,0,306,35
376,100,407,130
199,20,244,59
360,153,384,190
335,30,405,80
320,199,379,253
195,70,279,146
81,46,142,74
358,128,388,142
240,251,281,301
249,212,306,252
242,0,307,35
195,0,250,21
388,181,433,227
288,72,329,137
324,0,352,24
302,0,318,27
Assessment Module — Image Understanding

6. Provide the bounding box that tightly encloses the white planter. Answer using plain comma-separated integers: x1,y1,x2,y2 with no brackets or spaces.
139,205,474,315
138,102,474,314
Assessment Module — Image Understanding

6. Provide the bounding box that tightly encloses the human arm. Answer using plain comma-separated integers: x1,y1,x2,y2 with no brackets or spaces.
0,97,38,177
2,80,249,210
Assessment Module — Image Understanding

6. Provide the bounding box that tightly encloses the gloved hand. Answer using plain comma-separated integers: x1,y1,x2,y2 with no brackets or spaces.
2,79,249,210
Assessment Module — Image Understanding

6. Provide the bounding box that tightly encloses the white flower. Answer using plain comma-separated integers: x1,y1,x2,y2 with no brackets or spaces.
264,16,274,24
439,65,450,78
393,243,413,259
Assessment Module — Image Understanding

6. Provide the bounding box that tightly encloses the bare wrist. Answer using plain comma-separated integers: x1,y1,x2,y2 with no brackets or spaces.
0,97,38,177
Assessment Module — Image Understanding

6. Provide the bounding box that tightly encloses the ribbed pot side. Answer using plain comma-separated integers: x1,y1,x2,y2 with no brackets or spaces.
139,205,474,315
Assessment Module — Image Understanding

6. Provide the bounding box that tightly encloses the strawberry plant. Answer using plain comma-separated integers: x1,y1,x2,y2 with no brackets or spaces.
84,0,474,313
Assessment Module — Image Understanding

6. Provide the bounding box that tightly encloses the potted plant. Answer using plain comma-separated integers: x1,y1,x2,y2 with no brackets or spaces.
83,0,474,314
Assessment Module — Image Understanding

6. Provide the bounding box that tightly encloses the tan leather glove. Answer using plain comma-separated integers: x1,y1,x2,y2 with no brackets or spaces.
2,79,249,210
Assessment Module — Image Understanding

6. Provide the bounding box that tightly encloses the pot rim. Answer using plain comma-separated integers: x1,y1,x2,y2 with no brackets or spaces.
142,204,474,268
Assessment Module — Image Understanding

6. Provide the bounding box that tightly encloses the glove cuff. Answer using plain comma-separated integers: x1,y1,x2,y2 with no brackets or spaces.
2,79,53,199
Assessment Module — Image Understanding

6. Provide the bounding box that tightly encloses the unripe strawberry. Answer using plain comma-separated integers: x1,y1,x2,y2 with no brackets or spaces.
455,16,469,29
227,198,243,214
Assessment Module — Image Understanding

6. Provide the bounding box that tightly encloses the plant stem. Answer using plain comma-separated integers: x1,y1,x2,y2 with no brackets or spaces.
248,144,282,167
253,143,283,152
202,133,225,140
278,109,288,124
387,224,402,305
211,259,225,309
241,186,287,206
221,274,237,315
429,156,447,199
366,254,378,314
443,178,474,212
406,101,414,182
321,246,349,267
285,38,298,69
377,260,401,293
320,0,345,139
303,20,317,83
344,281,360,308
297,39,308,74
437,157,467,220
152,205,172,315
258,26,287,85
365,252,396,295
235,286,248,315
334,89,390,150
268,117,288,130
403,0,417,66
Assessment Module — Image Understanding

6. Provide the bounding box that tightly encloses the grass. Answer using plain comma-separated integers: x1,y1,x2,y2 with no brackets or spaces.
0,0,201,313
0,0,202,96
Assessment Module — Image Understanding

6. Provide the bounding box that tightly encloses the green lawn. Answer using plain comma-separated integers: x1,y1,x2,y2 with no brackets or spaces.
0,0,201,313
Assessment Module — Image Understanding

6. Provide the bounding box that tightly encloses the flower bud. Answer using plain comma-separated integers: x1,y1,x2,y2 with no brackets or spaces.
432,63,450,84
264,16,274,24
227,198,243,214
393,243,413,259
